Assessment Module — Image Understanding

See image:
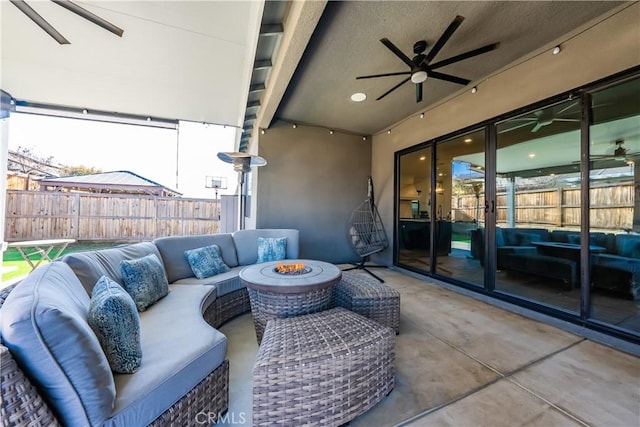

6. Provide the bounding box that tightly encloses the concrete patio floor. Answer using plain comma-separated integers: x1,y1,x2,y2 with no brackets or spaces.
217,267,640,427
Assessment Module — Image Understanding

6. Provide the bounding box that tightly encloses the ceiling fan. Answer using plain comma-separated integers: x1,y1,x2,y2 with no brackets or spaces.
498,101,581,134
356,15,500,103
590,139,640,163
10,0,123,45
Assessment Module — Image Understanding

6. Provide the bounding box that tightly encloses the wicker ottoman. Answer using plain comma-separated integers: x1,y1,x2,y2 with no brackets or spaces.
334,271,401,333
253,307,395,426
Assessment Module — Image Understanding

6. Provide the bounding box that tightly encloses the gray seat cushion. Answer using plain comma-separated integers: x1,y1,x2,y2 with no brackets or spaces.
153,234,239,283
0,262,116,426
62,242,163,295
173,266,244,296
232,229,299,266
106,284,225,426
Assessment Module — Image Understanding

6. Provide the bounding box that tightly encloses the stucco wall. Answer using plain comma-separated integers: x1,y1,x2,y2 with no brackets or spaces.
371,3,640,266
256,122,371,263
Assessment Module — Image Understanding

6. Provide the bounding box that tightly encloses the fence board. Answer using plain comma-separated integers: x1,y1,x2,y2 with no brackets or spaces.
452,183,634,231
5,191,220,241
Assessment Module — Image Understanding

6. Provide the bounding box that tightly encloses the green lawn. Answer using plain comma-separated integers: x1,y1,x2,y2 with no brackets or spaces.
2,242,118,282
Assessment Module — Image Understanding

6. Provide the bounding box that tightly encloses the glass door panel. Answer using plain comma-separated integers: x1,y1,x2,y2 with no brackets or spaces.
434,129,485,287
589,77,640,333
397,148,431,273
494,99,581,313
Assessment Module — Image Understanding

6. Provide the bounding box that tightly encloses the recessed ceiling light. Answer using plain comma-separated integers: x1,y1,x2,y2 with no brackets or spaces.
552,46,561,55
351,92,367,102
528,153,536,158
464,138,472,143
471,87,477,94
419,156,426,161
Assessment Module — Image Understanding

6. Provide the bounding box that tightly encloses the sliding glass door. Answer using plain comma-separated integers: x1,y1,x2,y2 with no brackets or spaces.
589,77,640,334
493,98,581,313
433,129,485,287
397,147,431,273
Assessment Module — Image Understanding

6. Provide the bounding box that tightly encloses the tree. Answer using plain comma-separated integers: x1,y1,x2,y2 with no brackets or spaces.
60,165,102,176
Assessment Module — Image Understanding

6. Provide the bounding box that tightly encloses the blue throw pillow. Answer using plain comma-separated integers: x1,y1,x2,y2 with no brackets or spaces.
120,254,169,311
184,244,230,279
88,276,142,374
257,237,287,263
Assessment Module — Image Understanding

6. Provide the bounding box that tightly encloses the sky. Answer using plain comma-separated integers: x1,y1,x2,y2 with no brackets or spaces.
8,113,238,199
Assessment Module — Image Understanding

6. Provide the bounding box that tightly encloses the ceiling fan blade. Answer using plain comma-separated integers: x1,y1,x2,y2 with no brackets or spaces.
424,15,465,63
498,121,536,134
531,122,545,132
416,82,423,103
377,77,411,100
553,118,580,122
429,42,500,70
428,70,470,86
555,100,579,115
51,0,123,37
10,0,70,44
380,38,415,68
356,71,411,80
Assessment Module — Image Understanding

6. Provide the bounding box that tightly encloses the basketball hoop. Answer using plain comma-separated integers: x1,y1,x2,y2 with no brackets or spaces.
205,176,228,199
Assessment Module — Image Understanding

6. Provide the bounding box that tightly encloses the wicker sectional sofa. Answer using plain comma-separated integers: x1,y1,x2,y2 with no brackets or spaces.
0,228,299,427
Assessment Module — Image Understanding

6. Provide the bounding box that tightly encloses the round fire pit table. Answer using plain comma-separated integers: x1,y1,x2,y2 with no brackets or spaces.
239,259,341,343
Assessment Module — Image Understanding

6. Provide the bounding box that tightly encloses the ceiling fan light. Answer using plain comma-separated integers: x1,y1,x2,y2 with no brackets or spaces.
411,70,428,84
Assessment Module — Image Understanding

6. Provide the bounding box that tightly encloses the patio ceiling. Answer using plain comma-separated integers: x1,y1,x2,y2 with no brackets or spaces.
260,1,624,138
1,1,630,151
0,0,265,128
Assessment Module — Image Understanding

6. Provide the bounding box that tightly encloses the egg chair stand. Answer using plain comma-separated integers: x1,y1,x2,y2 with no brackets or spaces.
343,177,389,283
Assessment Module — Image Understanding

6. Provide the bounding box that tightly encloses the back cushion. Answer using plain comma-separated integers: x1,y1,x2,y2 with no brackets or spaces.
153,234,238,283
232,229,300,266
0,262,115,426
62,242,162,295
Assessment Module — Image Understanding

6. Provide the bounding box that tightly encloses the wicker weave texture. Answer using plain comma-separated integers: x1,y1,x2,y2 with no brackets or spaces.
247,287,333,343
148,359,229,427
204,288,251,329
334,271,401,333
0,346,61,427
253,307,395,427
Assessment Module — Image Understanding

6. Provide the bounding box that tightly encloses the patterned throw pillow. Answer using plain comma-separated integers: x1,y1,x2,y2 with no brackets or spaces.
184,244,230,279
257,237,287,263
120,254,169,311
88,276,142,374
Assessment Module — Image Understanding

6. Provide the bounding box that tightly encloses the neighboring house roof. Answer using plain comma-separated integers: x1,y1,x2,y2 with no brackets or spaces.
37,171,182,197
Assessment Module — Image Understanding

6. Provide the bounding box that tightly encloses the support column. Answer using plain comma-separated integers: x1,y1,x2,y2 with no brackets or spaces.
0,94,11,284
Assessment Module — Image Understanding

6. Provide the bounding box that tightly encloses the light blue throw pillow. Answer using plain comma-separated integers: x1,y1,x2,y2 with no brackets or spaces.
257,237,287,263
184,244,230,279
120,254,169,311
88,276,142,374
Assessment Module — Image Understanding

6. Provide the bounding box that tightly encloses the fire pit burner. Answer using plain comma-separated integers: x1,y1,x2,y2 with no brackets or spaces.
274,262,312,275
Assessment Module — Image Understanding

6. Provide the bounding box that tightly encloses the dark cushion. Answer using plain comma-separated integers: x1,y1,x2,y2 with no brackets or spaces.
88,276,142,373
120,254,169,311
567,234,580,244
514,232,540,246
620,238,640,259
256,237,287,263
184,244,230,279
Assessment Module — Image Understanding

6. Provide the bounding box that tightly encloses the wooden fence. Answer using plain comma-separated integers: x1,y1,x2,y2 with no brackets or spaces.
452,182,635,230
4,191,220,242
